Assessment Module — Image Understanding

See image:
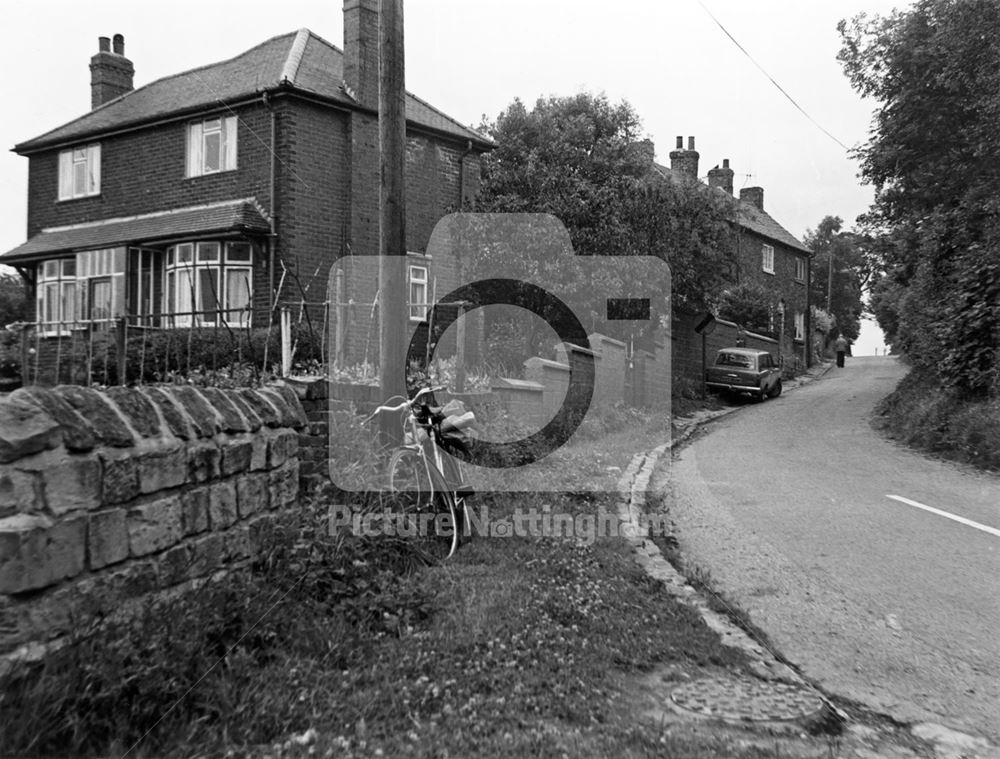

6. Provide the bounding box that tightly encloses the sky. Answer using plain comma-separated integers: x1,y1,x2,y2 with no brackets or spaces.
0,0,902,350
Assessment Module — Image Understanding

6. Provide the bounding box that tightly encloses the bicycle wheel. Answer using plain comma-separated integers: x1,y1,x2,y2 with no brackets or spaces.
387,448,458,562
439,452,471,539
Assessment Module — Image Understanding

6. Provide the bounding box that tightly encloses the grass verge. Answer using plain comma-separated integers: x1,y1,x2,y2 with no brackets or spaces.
874,368,1000,471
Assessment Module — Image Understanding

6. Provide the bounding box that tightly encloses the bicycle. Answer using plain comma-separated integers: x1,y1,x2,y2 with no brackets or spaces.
364,385,476,562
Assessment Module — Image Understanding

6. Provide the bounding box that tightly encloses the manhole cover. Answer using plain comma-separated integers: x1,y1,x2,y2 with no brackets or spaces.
671,677,825,723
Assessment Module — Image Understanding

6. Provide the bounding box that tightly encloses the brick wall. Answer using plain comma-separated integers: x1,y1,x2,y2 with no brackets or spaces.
0,382,306,665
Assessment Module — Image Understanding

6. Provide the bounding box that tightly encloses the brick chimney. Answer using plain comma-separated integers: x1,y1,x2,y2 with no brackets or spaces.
344,0,379,109
669,136,699,180
740,186,764,210
90,34,134,109
708,159,734,195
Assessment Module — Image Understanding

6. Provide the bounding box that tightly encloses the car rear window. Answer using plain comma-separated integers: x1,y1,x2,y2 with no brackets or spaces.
717,352,752,368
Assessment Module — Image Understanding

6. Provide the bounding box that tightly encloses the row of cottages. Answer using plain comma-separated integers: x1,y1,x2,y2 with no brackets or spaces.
0,0,491,380
648,137,812,380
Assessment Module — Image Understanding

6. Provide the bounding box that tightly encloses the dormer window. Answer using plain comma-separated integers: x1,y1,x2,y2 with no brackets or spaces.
186,116,237,177
58,144,101,200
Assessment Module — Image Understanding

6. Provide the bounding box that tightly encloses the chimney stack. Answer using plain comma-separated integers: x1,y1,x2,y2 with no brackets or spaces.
344,0,379,108
90,34,134,109
669,135,699,180
740,186,764,210
708,158,734,195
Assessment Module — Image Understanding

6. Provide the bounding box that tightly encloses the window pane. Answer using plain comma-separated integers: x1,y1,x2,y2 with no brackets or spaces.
226,268,251,324
226,242,252,262
62,283,76,324
177,269,193,316
44,284,59,323
204,132,221,172
91,279,112,321
177,244,193,264
74,160,87,196
198,268,219,323
43,260,59,279
197,242,220,262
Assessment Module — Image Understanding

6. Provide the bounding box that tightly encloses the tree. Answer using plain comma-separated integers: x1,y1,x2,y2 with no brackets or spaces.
0,272,29,327
473,93,735,356
716,281,772,335
802,216,866,344
838,1,1000,395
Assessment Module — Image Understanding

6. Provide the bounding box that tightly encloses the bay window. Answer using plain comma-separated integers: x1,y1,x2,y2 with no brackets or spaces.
165,241,252,326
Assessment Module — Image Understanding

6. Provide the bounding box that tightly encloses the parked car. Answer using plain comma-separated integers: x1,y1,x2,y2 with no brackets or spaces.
705,348,782,402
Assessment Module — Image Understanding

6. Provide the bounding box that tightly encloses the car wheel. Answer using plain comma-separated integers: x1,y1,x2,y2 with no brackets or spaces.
768,379,783,398
756,385,766,403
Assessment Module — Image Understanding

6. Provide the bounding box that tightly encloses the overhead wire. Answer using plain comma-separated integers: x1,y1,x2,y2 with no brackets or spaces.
694,0,851,152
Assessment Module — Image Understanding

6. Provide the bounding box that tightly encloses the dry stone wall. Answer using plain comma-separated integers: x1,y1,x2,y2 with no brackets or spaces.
0,383,306,663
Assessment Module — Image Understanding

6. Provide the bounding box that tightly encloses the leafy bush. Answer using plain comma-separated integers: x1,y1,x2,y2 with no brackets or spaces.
716,281,774,336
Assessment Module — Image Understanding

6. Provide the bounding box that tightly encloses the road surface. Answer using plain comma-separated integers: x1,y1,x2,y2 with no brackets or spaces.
657,356,1000,743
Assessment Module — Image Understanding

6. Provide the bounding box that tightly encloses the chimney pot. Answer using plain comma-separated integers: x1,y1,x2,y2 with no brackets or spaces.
708,159,735,195
740,186,765,210
112,34,124,55
688,136,695,150
675,136,683,149
98,36,111,52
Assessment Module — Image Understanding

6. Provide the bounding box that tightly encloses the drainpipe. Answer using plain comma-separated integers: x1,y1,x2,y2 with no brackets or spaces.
805,250,813,368
264,92,279,309
458,139,473,210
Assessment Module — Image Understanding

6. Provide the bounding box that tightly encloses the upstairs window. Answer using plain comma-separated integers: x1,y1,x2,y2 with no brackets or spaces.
795,256,807,282
795,311,805,341
408,264,428,321
186,116,237,177
58,144,101,200
762,244,775,274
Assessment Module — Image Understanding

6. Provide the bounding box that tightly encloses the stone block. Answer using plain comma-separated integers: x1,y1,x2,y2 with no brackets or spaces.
88,509,128,570
223,525,251,561
247,513,278,554
136,443,187,494
238,389,280,427
0,514,86,594
104,387,160,438
140,387,194,440
206,480,238,530
260,386,307,428
0,394,62,464
199,388,249,433
53,385,135,447
170,386,220,438
189,533,224,578
267,429,299,468
188,441,221,484
17,450,102,514
14,387,97,452
105,559,158,599
220,437,253,476
159,544,191,586
236,472,269,518
127,496,182,557
100,452,140,505
181,488,209,536
227,393,263,431
0,467,39,516
249,433,268,471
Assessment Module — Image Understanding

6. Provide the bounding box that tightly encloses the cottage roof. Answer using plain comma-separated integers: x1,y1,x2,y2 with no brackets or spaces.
651,163,810,255
14,29,491,153
1,199,270,262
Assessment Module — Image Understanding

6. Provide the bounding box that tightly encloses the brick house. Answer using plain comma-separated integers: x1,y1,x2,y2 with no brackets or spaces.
1,0,491,380
652,137,813,379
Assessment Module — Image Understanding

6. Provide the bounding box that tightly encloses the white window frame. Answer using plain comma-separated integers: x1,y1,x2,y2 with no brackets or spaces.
762,244,775,274
36,259,77,335
58,144,101,200
164,241,252,327
186,116,238,177
408,263,429,321
795,256,807,282
76,248,126,327
794,311,805,341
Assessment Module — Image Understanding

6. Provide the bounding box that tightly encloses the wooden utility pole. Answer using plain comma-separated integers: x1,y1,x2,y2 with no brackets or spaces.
379,0,407,441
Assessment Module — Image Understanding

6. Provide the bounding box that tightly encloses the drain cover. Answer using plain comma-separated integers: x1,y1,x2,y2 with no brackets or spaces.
671,677,825,723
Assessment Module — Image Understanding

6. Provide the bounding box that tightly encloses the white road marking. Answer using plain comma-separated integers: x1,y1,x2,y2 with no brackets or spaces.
886,494,1000,538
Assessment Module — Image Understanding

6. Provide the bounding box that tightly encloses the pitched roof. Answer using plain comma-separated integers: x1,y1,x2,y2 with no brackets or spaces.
15,30,491,153
0,199,270,263
651,163,810,255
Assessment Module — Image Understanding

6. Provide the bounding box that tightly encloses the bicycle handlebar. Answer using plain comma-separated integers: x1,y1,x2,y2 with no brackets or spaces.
362,385,448,425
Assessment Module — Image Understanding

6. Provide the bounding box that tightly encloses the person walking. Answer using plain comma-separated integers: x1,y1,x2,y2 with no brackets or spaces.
834,333,848,368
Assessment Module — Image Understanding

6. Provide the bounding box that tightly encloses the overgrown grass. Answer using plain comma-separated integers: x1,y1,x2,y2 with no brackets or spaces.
875,368,1000,471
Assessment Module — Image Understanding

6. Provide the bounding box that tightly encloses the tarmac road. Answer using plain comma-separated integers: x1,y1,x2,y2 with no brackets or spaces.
659,355,1000,744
